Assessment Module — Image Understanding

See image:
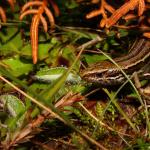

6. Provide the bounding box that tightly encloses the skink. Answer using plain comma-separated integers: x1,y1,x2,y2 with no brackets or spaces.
81,38,150,86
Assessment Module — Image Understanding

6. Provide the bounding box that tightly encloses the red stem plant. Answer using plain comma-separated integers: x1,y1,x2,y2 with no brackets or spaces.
20,0,59,64
86,0,150,38
0,7,7,23
0,0,15,23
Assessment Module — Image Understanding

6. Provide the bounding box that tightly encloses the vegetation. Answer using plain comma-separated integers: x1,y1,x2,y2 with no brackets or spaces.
0,0,150,149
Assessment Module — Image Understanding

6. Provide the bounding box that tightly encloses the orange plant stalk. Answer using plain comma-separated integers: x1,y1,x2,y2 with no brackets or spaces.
20,0,56,64
0,7,7,23
30,14,40,64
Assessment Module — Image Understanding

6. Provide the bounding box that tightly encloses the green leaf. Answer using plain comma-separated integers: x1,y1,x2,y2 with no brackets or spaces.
21,43,53,61
83,54,108,64
118,29,128,37
0,94,26,128
1,56,33,77
34,67,81,83
38,43,54,61
65,0,79,9
0,27,22,55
